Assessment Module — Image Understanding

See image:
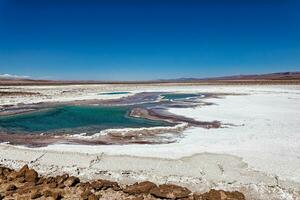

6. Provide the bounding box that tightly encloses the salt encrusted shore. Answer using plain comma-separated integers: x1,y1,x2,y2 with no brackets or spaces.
1,84,300,199
1,144,299,200
0,164,247,200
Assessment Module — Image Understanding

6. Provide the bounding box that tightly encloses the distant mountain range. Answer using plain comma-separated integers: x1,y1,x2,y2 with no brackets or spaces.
0,72,300,85
157,72,300,82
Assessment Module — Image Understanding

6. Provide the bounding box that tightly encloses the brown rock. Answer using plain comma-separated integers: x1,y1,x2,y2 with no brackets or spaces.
132,196,145,200
31,190,42,199
4,190,15,197
58,183,65,188
0,194,3,200
17,188,31,195
45,177,58,188
90,180,103,190
97,179,120,191
52,192,62,200
44,190,62,200
79,182,92,191
6,184,17,191
88,193,99,200
6,171,17,180
46,177,55,183
64,176,80,187
0,174,6,180
18,177,26,183
0,166,13,176
198,189,245,200
16,165,29,178
23,181,36,187
36,177,46,185
56,174,69,184
81,190,92,200
124,181,157,195
13,165,39,183
17,183,37,195
25,169,39,182
150,184,191,199
7,176,13,181
48,182,57,188
43,190,52,197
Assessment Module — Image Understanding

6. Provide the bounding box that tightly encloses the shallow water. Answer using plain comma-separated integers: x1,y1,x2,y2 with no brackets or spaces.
0,105,169,134
162,93,201,100
99,92,130,95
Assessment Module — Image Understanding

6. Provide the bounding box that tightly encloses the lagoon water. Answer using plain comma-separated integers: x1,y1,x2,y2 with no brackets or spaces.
0,105,169,134
162,93,201,100
99,92,130,95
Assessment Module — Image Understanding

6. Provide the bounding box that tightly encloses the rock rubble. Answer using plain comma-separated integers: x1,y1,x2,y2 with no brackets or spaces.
0,165,245,200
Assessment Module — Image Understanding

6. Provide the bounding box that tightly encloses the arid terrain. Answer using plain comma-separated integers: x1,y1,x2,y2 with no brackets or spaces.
0,80,300,200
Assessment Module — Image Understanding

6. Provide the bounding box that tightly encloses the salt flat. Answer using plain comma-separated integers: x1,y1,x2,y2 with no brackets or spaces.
1,84,300,199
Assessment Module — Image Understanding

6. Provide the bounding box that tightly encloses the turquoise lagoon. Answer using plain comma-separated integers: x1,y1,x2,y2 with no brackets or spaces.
161,93,201,100
99,92,130,95
0,105,170,134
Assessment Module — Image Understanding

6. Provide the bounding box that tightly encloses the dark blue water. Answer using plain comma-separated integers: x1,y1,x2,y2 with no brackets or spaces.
0,105,169,134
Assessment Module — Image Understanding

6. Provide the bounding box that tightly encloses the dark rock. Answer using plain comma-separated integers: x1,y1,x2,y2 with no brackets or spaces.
196,189,245,200
6,184,17,191
0,166,13,176
64,176,80,187
150,184,191,199
0,174,6,180
43,190,52,197
123,181,157,195
130,196,145,200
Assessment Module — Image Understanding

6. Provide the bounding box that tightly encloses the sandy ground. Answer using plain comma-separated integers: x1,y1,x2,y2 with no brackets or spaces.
1,84,300,199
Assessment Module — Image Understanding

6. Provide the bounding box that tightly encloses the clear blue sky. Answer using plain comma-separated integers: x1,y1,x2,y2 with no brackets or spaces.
0,0,299,80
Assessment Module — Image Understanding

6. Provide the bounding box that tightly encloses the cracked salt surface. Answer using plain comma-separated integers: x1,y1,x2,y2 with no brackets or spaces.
1,84,300,199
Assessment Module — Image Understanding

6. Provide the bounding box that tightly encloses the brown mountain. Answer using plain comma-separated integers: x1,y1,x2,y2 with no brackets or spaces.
0,72,300,85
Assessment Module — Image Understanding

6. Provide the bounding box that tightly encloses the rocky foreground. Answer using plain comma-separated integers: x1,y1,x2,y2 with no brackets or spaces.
0,165,245,200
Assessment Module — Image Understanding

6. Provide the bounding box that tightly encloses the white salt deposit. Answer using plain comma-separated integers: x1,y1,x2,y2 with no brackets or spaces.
1,84,300,199
36,85,300,184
